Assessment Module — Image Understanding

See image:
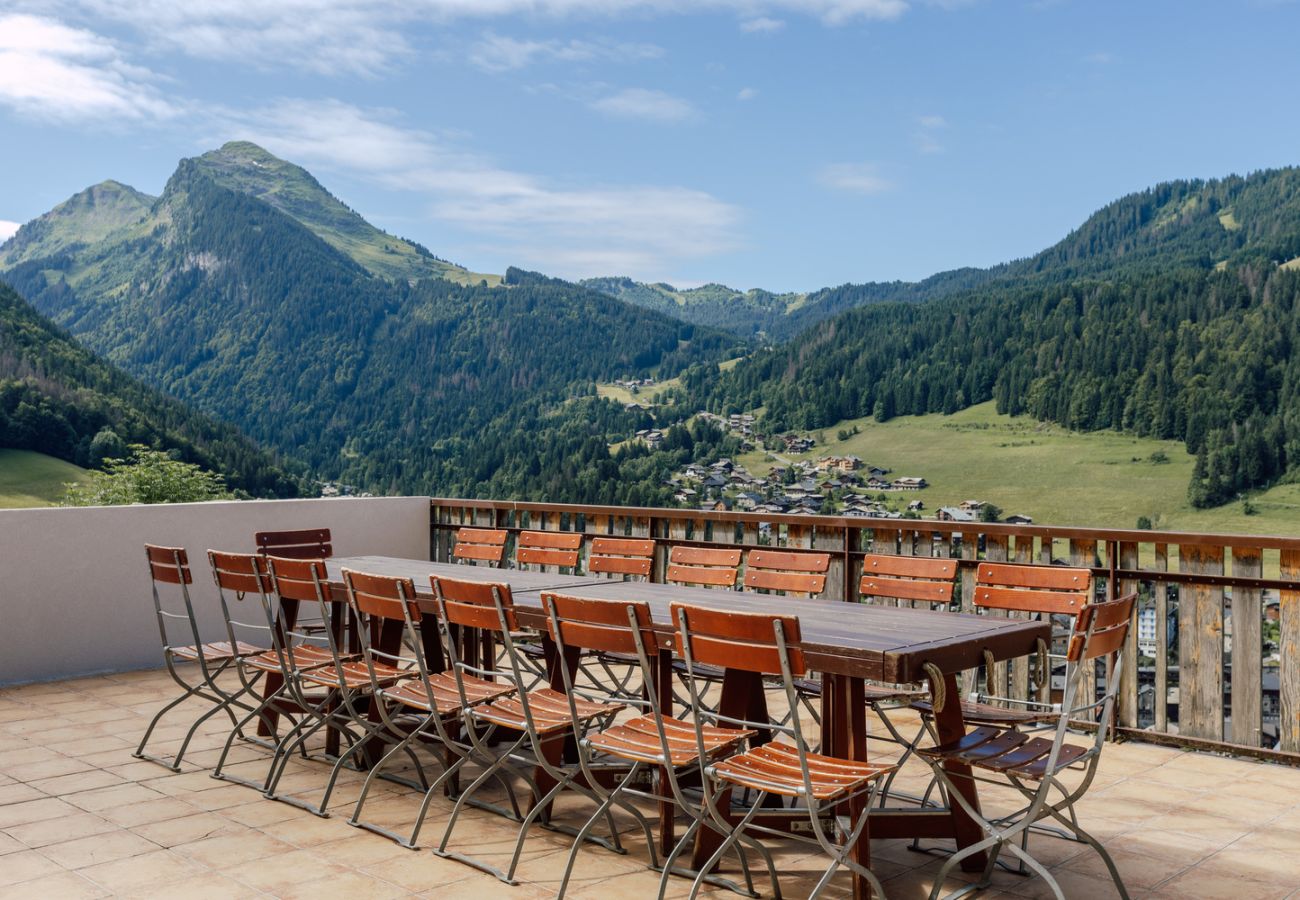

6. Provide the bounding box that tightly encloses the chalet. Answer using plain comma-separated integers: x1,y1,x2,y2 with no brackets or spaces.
1004,514,1034,525
907,499,925,512
959,499,988,512
783,435,815,453
702,474,728,490
937,506,977,523
865,477,892,491
865,465,889,479
893,477,927,490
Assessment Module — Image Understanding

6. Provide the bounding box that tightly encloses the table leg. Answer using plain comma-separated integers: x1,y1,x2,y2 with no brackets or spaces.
530,638,582,818
932,673,987,872
824,674,873,900
257,597,299,738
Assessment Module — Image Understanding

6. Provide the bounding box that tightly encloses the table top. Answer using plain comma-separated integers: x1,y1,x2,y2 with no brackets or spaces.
329,555,1049,684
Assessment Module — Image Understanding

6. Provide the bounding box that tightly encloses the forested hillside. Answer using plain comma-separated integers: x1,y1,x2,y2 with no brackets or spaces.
0,281,296,497
0,146,741,498
705,260,1300,506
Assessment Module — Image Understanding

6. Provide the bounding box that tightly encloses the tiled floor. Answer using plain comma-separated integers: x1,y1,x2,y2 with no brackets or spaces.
1,668,1299,899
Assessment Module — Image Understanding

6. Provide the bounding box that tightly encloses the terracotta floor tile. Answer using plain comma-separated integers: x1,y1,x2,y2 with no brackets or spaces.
28,768,127,797
1,869,110,898
133,811,244,848
0,847,65,886
0,795,77,828
78,847,207,893
4,810,117,848
38,828,161,869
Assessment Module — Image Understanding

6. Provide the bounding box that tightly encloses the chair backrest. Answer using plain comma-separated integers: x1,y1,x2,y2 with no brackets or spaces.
208,551,272,595
667,546,741,588
255,528,332,559
541,592,656,657
265,556,330,603
586,537,656,578
974,562,1092,615
516,530,582,569
670,602,805,678
743,549,830,596
1068,591,1137,665
859,554,959,606
431,575,517,633
342,568,421,624
452,527,508,565
146,544,192,585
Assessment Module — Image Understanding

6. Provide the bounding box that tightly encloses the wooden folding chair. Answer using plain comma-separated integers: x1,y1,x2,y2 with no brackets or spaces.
742,549,830,595
675,603,894,899
346,569,515,848
543,592,755,898
918,591,1138,900
430,576,625,885
587,537,656,578
515,529,582,570
452,527,508,566
667,545,741,588
584,537,658,698
134,545,263,771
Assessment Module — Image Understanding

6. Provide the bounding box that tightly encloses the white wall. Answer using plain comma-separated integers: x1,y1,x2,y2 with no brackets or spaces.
0,497,431,685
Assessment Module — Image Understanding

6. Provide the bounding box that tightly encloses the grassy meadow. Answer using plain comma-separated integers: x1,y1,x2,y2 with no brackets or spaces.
736,401,1300,537
0,450,89,509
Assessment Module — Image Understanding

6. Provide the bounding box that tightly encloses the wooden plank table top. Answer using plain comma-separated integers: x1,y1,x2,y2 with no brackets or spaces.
328,555,1049,685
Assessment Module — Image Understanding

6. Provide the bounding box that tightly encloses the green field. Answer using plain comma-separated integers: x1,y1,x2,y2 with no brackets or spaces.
736,402,1300,537
0,450,90,509
598,358,742,406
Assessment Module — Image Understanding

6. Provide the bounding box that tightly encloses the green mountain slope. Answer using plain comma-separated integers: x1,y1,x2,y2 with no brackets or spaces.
0,280,296,497
0,147,740,498
703,168,1300,507
0,181,154,268
591,168,1300,341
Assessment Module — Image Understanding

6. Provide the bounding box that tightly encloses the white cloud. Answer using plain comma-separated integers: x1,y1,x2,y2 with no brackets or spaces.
914,113,945,153
41,1,912,74
817,162,892,194
917,114,946,129
737,87,758,100
0,14,177,122
741,16,786,32
590,87,696,122
0,220,20,243
222,98,741,279
1084,51,1114,65
468,32,663,73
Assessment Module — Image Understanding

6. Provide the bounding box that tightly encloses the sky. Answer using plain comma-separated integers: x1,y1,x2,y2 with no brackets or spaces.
1,1,1299,292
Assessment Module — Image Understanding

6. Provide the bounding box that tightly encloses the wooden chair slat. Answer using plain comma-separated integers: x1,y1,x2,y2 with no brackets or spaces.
517,546,580,568
588,555,653,577
975,586,1087,614
266,557,328,602
431,576,516,632
977,562,1090,592
590,537,655,557
453,527,508,565
670,546,742,567
342,568,420,623
208,551,272,593
668,564,739,587
748,549,830,573
255,528,333,559
671,602,805,677
518,530,583,550
860,577,954,604
862,555,957,579
744,569,827,594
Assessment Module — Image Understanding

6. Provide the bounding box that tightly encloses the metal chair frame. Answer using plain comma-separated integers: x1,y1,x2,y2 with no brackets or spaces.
675,603,894,900
134,545,262,771
430,576,626,885
919,592,1138,900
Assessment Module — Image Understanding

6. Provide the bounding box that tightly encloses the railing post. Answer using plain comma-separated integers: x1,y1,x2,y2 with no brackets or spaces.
1179,543,1225,741
1280,549,1300,753
1231,546,1263,747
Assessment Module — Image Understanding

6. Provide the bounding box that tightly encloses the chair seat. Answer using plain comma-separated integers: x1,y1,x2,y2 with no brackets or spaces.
588,714,753,766
671,658,726,682
170,640,263,662
599,651,640,665
910,698,1054,726
470,688,622,735
711,741,891,801
917,725,1090,780
383,672,515,713
794,678,922,704
300,659,404,690
242,645,336,673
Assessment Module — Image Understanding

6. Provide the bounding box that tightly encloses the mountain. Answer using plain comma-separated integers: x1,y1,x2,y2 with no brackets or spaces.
702,167,1300,506
0,144,740,499
589,168,1300,342
0,280,296,497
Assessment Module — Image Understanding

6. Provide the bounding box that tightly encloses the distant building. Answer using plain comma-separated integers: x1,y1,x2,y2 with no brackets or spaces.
1003,513,1034,525
937,506,977,522
893,477,927,490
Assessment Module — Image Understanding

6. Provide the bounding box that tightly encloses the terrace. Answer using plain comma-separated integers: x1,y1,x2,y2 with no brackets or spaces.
2,496,1298,898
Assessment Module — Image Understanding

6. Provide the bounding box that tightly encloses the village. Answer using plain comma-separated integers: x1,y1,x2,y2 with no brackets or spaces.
629,411,1026,522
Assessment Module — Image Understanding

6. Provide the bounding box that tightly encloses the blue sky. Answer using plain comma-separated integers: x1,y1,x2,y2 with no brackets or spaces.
1,1,1298,291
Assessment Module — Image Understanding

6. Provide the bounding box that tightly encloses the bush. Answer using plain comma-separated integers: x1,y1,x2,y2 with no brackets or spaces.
62,445,231,506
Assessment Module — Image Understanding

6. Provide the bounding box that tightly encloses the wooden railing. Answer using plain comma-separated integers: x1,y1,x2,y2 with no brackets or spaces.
429,498,1300,763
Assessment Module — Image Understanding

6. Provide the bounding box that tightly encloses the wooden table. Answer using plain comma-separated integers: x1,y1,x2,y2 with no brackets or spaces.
327,555,1050,899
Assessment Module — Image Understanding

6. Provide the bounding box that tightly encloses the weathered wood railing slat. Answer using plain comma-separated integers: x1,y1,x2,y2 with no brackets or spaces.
428,498,1300,762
